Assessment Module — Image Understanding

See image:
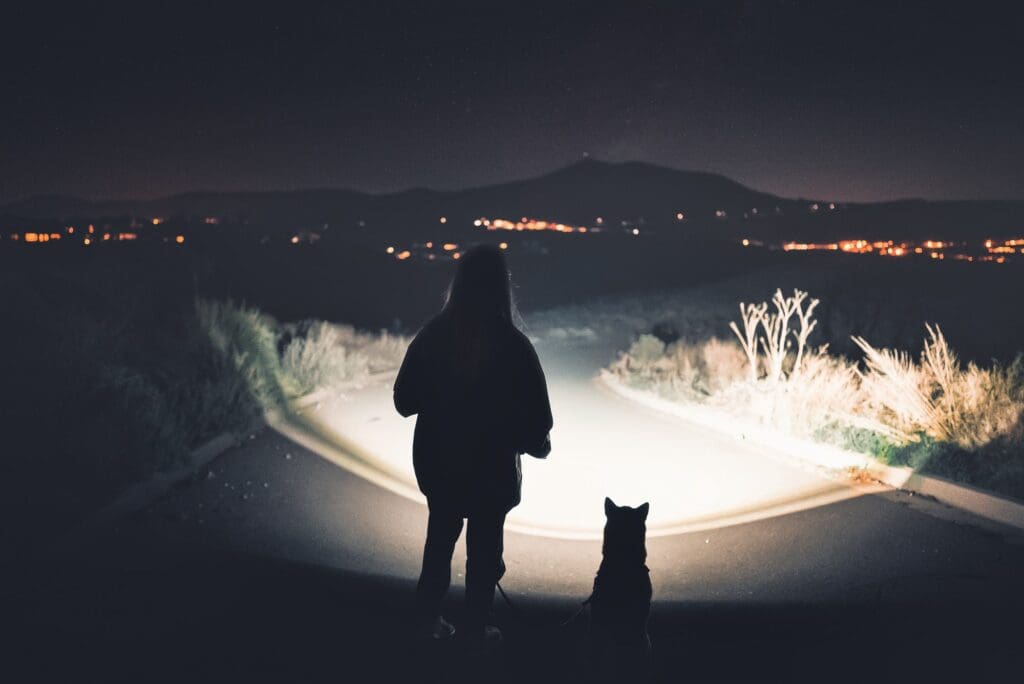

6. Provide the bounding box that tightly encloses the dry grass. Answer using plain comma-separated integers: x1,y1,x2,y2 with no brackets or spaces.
855,326,1024,449
609,289,1024,462
280,321,408,396
199,299,410,405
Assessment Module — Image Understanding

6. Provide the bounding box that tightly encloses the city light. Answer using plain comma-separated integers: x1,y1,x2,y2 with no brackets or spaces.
763,237,1015,264
476,216,593,234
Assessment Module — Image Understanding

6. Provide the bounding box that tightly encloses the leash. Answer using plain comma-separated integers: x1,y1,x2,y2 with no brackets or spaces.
496,581,592,629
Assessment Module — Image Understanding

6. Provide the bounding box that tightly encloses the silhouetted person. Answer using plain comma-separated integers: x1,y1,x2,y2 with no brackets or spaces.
394,245,553,648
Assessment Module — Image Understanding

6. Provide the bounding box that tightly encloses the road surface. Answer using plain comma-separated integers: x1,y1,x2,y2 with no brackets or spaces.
9,338,1024,682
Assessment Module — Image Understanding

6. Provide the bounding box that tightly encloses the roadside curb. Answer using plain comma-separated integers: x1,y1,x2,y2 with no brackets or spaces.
43,371,401,558
45,416,267,557
598,371,1024,532
875,467,1024,531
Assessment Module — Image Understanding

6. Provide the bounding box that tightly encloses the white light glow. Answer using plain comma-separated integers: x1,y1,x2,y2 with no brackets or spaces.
270,346,867,540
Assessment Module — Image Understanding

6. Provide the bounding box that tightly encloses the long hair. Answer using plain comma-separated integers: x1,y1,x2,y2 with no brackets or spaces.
441,245,517,380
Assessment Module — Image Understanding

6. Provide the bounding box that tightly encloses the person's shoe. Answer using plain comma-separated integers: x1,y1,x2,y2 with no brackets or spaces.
462,624,502,654
416,615,456,641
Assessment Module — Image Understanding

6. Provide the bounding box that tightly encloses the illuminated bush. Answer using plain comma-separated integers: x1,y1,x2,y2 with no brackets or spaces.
199,299,409,405
609,289,1024,466
280,321,408,396
855,326,1024,449
197,299,289,409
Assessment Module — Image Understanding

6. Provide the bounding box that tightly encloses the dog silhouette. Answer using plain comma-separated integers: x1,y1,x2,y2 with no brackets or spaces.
586,497,653,681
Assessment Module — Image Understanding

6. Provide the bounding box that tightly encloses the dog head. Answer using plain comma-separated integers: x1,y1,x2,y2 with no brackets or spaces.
602,497,649,562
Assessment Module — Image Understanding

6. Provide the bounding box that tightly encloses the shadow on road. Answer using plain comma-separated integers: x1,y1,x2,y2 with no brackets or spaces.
7,531,1023,683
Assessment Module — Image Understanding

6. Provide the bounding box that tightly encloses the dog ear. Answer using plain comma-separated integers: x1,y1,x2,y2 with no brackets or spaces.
637,502,649,520
604,497,616,516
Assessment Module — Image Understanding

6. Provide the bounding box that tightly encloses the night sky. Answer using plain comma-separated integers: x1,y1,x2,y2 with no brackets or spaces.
2,1,1022,204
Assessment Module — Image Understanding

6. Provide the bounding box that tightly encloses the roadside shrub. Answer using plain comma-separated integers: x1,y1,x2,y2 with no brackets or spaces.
279,322,407,395
197,298,289,409
854,326,1024,449
199,300,410,404
607,288,1024,496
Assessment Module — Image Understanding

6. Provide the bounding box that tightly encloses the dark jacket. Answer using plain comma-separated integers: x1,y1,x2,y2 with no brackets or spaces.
393,312,553,514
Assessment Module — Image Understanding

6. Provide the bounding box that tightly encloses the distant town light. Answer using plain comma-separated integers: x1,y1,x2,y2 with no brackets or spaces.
425,241,433,249
499,242,508,250
742,238,750,246
676,212,685,220
631,228,640,236
439,216,447,224
595,217,604,225
386,246,395,254
66,226,75,234
24,232,39,243
88,224,95,234
83,237,91,246
452,252,461,260
290,236,299,244
442,243,458,251
176,235,186,244
152,218,163,226
396,250,411,260
473,219,482,227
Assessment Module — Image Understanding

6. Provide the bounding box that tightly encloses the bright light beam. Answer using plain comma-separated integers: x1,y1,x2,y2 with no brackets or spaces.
269,346,868,540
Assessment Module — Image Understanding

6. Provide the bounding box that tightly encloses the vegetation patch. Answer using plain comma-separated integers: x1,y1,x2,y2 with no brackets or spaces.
606,289,1024,500
1,255,406,553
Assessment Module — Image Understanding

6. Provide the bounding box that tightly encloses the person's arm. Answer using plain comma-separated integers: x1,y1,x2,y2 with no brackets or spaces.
519,338,553,458
393,329,427,417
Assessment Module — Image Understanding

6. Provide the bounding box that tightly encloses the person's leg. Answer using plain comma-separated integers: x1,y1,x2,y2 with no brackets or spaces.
464,510,507,634
415,506,464,621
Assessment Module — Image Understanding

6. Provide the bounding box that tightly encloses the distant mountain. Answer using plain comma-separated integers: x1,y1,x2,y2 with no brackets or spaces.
0,160,791,222
4,159,1023,241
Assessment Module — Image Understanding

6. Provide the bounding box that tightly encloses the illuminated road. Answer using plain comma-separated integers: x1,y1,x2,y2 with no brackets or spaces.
17,339,1024,681
107,338,1024,604
277,340,868,540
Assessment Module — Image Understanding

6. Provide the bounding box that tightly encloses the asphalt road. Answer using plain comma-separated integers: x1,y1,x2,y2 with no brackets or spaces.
9,340,1024,682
